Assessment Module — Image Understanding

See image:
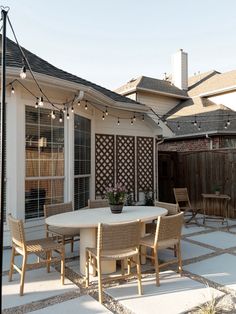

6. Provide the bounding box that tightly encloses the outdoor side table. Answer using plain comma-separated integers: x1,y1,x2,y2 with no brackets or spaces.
202,193,231,229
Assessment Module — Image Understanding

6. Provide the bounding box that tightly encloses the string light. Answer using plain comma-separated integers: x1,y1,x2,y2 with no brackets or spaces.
193,116,197,126
59,111,63,123
20,65,26,79
177,122,180,130
224,122,228,129
157,119,160,126
71,106,74,113
35,98,39,108
133,113,136,121
131,118,134,125
78,101,81,106
62,105,66,113
105,106,108,116
142,115,144,121
85,101,88,110
11,84,15,94
102,112,105,120
117,117,120,125
39,96,44,107
67,111,70,120
227,116,231,126
198,123,201,131
164,119,168,125
51,110,56,119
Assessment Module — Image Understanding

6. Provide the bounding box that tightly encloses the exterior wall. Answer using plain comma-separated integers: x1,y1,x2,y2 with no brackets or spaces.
159,137,221,152
209,91,236,111
137,91,180,116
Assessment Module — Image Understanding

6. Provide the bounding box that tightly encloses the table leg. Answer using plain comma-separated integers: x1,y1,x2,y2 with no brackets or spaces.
79,228,116,275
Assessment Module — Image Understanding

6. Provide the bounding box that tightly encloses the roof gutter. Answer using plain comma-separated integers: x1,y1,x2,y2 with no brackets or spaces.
137,87,189,99
6,67,147,112
199,85,236,97
163,130,236,141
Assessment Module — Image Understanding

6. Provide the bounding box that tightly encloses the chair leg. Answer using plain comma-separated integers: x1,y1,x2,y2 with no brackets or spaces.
177,242,182,275
8,246,15,282
85,250,90,288
61,247,65,285
127,258,131,275
71,237,74,253
154,248,160,286
97,258,103,304
20,253,27,296
136,256,143,295
46,251,51,273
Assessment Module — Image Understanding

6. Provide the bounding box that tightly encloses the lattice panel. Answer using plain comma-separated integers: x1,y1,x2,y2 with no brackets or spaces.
116,135,135,193
95,134,115,197
137,137,154,193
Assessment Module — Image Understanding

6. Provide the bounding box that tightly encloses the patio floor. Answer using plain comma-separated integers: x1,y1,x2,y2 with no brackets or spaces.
2,217,236,313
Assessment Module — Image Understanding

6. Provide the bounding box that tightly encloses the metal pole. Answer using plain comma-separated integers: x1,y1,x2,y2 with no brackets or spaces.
0,8,7,312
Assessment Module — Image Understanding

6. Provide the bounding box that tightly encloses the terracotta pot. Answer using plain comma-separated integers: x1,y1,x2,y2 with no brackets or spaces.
109,204,123,214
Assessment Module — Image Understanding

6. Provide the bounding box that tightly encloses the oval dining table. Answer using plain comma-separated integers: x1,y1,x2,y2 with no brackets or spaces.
45,205,167,275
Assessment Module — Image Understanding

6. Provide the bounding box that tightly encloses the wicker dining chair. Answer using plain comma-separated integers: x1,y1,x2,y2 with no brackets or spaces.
146,201,180,234
8,214,65,296
140,212,184,286
173,188,201,224
88,199,109,208
85,220,143,304
44,202,80,253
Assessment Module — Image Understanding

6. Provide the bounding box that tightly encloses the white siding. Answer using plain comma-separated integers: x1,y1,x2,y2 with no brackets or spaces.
209,91,236,111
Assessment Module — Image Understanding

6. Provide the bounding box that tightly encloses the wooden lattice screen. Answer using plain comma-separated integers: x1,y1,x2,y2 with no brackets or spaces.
137,137,154,195
95,134,115,197
116,135,135,194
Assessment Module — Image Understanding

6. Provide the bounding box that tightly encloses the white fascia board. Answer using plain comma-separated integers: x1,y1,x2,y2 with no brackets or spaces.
137,87,189,99
7,67,145,111
199,85,236,97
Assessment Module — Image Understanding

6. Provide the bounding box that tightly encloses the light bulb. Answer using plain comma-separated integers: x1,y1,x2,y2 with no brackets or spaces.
59,111,63,123
85,103,88,110
35,99,38,108
102,113,105,120
105,107,108,116
71,106,74,113
131,118,133,125
20,65,26,79
133,114,136,121
78,101,81,106
11,85,15,94
39,96,44,107
62,106,66,113
67,112,70,119
51,110,56,119
117,117,120,125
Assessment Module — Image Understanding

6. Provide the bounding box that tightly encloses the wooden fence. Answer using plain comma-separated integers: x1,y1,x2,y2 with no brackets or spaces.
158,149,236,217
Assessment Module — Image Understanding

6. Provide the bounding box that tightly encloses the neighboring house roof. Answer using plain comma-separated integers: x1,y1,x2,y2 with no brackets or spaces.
166,109,236,137
115,76,188,99
3,37,141,106
188,70,219,90
188,70,236,97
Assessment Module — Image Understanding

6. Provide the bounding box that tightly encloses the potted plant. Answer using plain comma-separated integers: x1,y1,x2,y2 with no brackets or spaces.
213,185,220,195
106,183,126,214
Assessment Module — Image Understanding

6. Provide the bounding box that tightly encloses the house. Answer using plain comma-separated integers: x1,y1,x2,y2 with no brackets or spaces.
2,37,161,245
116,50,236,152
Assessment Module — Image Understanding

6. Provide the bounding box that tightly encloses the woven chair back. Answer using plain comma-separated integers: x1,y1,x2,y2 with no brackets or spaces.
88,199,109,209
8,214,26,249
155,201,180,216
97,220,141,252
155,212,184,244
44,202,73,218
173,188,192,209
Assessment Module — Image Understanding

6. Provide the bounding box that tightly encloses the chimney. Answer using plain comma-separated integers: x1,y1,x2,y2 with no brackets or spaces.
171,49,188,90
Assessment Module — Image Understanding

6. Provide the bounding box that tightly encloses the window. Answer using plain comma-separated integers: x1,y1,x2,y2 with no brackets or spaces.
74,114,91,209
25,106,64,219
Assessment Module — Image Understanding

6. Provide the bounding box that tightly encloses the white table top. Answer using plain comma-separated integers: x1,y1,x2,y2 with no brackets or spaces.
45,206,168,228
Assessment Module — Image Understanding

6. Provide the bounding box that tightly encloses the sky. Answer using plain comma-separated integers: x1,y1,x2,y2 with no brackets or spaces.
1,0,236,90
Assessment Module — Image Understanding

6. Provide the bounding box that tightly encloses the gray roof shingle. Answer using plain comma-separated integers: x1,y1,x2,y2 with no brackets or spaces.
115,76,188,98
